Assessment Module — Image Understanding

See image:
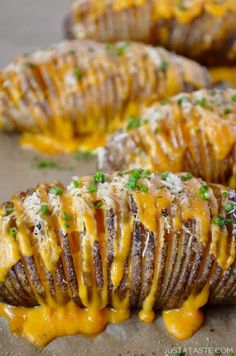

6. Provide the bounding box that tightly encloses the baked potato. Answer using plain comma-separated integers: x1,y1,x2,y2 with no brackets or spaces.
0,171,235,346
0,40,210,154
65,0,236,66
99,88,236,185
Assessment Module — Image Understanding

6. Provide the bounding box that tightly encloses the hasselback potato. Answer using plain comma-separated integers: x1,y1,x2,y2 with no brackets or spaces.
0,171,236,346
0,40,209,154
65,0,236,66
99,88,236,185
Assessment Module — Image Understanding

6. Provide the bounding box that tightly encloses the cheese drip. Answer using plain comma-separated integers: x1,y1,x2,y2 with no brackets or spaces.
0,172,235,346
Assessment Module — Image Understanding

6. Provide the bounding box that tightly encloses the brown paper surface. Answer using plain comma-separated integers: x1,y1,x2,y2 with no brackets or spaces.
0,133,235,356
0,1,236,354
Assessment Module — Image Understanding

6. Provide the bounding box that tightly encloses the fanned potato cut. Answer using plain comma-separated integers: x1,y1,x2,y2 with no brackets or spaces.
66,0,236,66
99,88,236,185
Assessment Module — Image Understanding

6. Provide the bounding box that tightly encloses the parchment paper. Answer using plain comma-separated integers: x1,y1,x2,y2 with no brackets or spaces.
0,2,236,355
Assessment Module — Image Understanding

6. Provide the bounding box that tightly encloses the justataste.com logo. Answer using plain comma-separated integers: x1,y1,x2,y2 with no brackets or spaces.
165,346,234,355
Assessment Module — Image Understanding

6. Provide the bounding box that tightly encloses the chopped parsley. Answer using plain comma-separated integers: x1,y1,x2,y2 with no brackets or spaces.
51,186,64,196
213,215,233,229
160,172,170,181
199,184,209,200
24,62,36,69
93,171,108,184
196,97,207,108
161,61,169,73
34,160,57,169
106,42,129,56
72,179,80,188
6,206,13,215
40,204,49,216
89,183,97,193
126,169,150,192
63,223,70,229
126,116,141,130
181,172,193,181
74,67,83,80
222,191,228,199
93,200,103,209
231,94,236,102
62,212,73,222
74,150,96,160
177,96,190,105
10,227,17,238
224,203,234,213
223,108,232,115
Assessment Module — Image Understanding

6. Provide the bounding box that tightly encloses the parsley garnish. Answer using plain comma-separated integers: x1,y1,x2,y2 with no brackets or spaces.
74,151,96,160
88,183,97,193
6,207,13,215
160,172,170,181
72,179,80,188
161,61,169,73
196,97,207,108
213,215,233,229
93,171,108,184
126,169,150,192
62,212,73,222
223,108,232,115
40,204,49,216
106,42,129,56
93,200,103,209
74,67,83,80
222,191,228,199
126,116,141,130
51,186,64,196
199,184,209,200
224,203,234,213
231,94,236,102
181,172,193,181
10,227,17,238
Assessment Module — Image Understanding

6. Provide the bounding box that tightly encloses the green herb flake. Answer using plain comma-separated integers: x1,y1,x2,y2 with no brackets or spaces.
213,215,233,229
72,179,80,188
63,223,70,229
161,61,169,73
35,160,56,169
88,183,97,193
181,172,193,181
10,227,17,238
222,191,228,199
106,42,129,56
40,204,49,216
196,97,207,108
62,212,73,222
231,94,236,102
224,203,234,213
93,200,103,209
74,67,83,80
6,207,13,215
160,172,170,181
24,62,36,69
74,151,96,160
223,108,232,115
51,186,64,196
93,171,108,184
126,116,141,131
177,96,190,105
199,184,209,200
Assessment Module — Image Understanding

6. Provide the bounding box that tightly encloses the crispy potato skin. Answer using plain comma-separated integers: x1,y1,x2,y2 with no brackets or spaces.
65,1,236,66
0,40,209,136
99,88,236,185
0,173,235,310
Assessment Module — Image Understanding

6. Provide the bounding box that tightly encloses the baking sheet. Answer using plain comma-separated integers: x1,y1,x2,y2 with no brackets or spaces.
0,1,236,355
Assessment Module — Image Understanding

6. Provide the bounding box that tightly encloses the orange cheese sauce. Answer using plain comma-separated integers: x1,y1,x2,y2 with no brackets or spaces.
209,66,236,88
